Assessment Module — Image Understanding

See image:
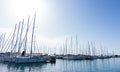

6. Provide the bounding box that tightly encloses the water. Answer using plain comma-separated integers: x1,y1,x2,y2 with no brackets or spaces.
0,58,120,72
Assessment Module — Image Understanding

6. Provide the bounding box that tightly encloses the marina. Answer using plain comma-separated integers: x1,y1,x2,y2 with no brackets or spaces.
0,14,56,64
0,0,120,72
0,13,119,63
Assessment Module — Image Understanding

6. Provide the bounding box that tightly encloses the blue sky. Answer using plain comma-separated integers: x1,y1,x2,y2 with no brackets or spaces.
40,0,120,50
0,0,120,54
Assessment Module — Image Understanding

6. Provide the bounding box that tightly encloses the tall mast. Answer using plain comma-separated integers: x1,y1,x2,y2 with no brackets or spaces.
70,36,73,54
18,19,24,53
65,37,68,55
100,43,103,56
24,17,30,54
91,42,95,56
30,13,36,56
75,35,78,55
88,42,91,56
13,22,21,52
11,24,17,52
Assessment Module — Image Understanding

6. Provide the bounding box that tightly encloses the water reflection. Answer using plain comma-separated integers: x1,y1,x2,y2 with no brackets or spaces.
2,62,50,72
0,58,120,72
56,58,120,72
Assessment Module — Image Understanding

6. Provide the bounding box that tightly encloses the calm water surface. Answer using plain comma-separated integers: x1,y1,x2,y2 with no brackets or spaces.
0,58,120,72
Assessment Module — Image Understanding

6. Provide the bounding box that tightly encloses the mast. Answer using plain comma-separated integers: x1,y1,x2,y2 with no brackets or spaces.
11,24,17,52
30,13,36,56
70,36,73,54
82,44,84,55
75,35,78,55
65,37,68,55
13,22,21,53
91,42,96,56
88,42,91,56
33,36,36,53
100,43,103,56
24,17,30,55
18,19,24,53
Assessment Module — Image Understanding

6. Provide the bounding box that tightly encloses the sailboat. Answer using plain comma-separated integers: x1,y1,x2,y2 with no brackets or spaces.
63,36,86,60
14,13,56,63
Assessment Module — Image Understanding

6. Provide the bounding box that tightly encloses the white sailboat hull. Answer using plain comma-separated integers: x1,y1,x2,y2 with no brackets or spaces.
15,56,50,63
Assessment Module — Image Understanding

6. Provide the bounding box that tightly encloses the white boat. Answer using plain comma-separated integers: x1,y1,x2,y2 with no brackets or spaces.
15,55,50,63
0,14,56,63
13,14,56,63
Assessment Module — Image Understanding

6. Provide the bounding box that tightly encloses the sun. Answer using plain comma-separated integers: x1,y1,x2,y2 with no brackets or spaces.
10,0,50,21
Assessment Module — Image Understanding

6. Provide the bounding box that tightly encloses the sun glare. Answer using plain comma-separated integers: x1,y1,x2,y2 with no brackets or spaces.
10,0,50,21
9,0,63,47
